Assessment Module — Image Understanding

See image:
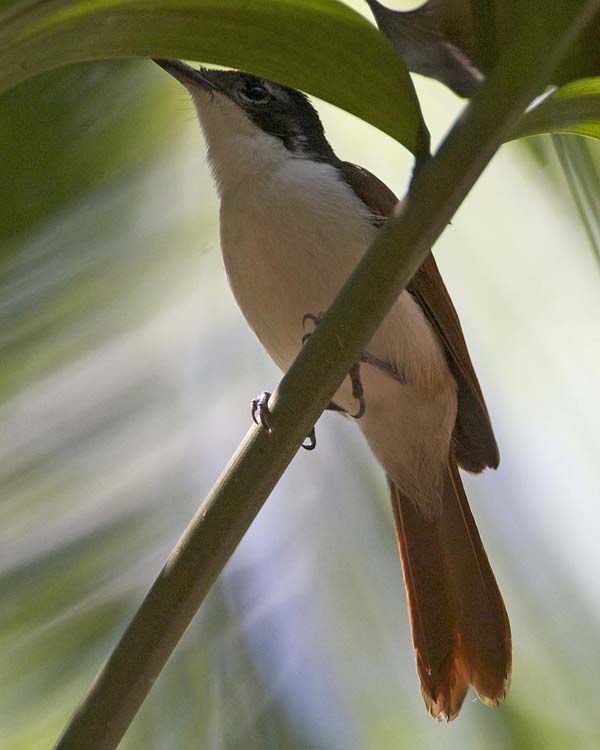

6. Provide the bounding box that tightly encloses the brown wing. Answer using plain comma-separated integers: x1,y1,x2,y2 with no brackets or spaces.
339,161,499,472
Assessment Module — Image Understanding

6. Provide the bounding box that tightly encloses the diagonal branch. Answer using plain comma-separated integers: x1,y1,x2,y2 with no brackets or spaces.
55,2,600,748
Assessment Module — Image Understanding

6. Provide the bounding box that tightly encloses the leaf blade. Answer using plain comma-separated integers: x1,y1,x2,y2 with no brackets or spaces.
511,77,600,140
0,0,428,154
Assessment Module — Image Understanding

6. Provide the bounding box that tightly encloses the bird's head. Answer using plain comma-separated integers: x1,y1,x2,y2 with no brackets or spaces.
154,59,337,191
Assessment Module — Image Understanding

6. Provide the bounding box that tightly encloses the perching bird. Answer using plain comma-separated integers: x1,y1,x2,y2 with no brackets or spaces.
154,58,511,720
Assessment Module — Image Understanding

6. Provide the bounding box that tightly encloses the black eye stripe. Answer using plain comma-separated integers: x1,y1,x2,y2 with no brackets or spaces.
229,73,337,163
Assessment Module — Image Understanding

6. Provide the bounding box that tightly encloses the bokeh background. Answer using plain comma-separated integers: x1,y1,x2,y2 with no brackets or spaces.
2,5,600,749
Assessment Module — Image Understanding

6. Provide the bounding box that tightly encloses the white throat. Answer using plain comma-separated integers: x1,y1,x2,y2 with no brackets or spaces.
190,89,296,195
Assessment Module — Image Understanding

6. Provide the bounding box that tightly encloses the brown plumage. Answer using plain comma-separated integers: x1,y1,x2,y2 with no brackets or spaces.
341,161,511,719
390,466,511,719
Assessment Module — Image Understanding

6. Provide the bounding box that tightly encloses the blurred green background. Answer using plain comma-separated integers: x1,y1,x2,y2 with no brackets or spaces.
2,10,600,750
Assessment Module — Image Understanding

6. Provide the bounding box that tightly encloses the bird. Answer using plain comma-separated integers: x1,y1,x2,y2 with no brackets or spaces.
154,58,511,721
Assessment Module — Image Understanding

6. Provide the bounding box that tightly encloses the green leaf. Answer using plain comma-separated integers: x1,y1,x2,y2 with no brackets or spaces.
0,0,428,156
0,60,174,252
512,78,600,140
552,134,600,268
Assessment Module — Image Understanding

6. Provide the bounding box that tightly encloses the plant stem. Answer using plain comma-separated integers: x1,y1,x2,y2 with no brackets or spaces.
471,0,498,70
55,2,600,748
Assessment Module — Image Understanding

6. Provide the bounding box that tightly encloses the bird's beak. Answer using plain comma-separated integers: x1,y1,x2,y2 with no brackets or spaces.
153,58,220,93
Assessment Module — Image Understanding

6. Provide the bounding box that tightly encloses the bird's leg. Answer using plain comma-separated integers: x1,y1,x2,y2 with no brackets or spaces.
251,391,317,451
302,312,367,419
360,351,406,386
348,362,366,419
255,313,405,448
303,314,406,419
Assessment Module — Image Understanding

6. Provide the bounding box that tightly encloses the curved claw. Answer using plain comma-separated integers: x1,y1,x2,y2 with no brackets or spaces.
251,391,317,449
302,312,324,347
251,391,273,434
349,362,366,420
302,312,324,330
350,396,366,420
302,428,317,451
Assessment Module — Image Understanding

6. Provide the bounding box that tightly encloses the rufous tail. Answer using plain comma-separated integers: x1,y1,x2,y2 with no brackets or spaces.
389,459,511,720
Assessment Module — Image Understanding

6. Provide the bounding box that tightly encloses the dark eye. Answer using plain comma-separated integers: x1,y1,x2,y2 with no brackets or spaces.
240,84,270,104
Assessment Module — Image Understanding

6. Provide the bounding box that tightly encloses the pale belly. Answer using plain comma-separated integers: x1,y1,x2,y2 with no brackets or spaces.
221,184,376,380
218,160,457,511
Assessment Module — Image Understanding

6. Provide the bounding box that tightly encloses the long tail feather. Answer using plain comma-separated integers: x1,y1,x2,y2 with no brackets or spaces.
389,460,511,720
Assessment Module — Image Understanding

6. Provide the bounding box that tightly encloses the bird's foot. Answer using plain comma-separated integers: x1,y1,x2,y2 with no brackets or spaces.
348,361,366,419
302,312,366,420
251,391,273,433
251,391,317,451
301,312,324,345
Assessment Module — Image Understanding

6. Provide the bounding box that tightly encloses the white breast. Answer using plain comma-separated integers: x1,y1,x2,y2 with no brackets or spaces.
219,154,450,387
220,157,379,373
